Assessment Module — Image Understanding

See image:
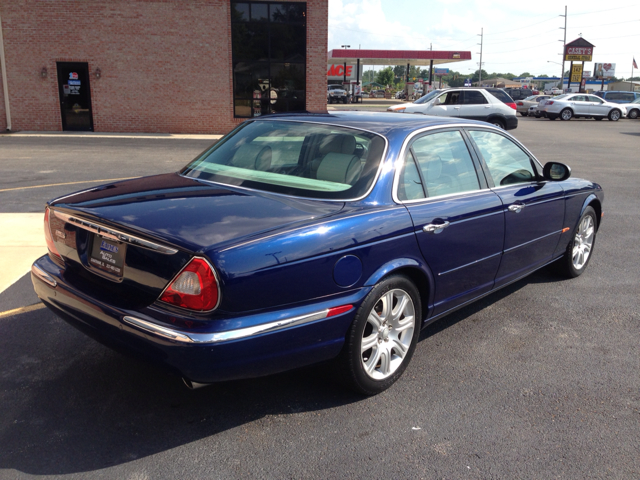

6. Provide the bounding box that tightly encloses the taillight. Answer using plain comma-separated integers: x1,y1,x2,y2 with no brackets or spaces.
547,101,554,105
506,102,517,110
516,101,523,106
44,207,61,259
160,257,219,311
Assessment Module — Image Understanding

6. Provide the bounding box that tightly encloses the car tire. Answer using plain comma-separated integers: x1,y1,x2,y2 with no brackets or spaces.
555,206,597,278
338,275,421,395
628,109,639,119
608,109,621,121
489,118,505,129
594,117,603,121
560,108,573,121
521,112,528,117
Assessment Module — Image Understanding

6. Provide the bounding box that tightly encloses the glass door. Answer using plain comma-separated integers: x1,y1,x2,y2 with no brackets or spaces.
57,62,93,131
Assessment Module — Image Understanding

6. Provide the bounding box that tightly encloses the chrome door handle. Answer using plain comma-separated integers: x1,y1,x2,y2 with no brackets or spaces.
423,221,450,234
454,106,460,109
508,203,525,213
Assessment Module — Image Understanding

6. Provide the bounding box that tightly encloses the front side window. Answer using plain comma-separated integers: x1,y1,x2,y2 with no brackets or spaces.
231,2,306,118
182,120,385,200
409,131,480,198
468,130,536,187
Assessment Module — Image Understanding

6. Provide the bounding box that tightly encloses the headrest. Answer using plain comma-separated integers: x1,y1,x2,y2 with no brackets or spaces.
316,153,361,185
229,144,272,170
318,134,356,155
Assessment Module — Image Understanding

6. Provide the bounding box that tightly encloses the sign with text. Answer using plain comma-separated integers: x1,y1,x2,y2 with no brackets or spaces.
570,64,583,83
327,64,361,81
594,63,616,79
434,68,449,76
565,46,593,61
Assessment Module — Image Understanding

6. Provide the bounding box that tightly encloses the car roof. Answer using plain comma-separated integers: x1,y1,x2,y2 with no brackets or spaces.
251,111,495,138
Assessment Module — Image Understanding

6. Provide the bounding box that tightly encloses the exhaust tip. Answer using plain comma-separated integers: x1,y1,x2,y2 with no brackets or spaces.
182,377,210,390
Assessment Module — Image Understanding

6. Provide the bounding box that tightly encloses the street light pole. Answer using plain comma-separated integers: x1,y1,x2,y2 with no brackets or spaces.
559,6,567,90
477,28,483,84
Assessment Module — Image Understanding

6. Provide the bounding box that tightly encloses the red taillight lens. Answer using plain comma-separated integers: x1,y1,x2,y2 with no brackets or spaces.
160,258,219,311
547,101,554,105
516,101,523,106
506,102,517,110
44,207,61,259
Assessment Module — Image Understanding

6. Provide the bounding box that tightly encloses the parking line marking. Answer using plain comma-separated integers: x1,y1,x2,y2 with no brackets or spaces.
0,177,137,193
0,303,46,319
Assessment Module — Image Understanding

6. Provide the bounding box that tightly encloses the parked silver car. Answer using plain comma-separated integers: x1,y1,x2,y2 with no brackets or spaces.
517,95,550,116
617,98,640,119
539,94,625,121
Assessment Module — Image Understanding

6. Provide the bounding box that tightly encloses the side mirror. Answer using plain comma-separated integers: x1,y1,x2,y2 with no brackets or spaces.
543,162,571,181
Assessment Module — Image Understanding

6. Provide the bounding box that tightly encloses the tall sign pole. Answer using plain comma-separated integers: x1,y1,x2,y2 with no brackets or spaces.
560,6,567,90
477,28,483,84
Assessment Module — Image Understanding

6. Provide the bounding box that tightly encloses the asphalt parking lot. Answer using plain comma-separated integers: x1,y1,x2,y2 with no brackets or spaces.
0,117,639,479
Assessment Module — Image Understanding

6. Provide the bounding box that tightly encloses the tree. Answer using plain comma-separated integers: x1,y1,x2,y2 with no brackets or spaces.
470,69,489,83
393,65,405,78
519,72,532,78
375,67,394,87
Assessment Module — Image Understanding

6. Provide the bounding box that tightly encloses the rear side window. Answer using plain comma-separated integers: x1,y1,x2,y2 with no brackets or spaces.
410,131,480,198
462,91,488,105
487,89,513,104
468,130,536,187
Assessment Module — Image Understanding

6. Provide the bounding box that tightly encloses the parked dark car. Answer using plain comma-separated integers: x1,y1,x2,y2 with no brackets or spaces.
594,91,640,104
504,88,536,101
32,112,603,395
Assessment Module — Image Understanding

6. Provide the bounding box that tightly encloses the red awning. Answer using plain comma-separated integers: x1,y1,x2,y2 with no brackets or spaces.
328,49,472,66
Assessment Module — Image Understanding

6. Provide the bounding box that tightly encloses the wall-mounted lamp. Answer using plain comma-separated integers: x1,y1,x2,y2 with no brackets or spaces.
95,68,101,79
40,67,48,78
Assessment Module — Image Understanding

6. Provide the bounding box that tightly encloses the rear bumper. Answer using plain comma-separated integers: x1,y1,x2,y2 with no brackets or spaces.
505,115,518,130
31,254,366,383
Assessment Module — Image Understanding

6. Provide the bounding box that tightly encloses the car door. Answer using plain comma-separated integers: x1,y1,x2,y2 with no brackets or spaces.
587,95,610,117
396,129,504,316
466,129,565,288
458,90,491,121
427,90,462,117
568,95,590,115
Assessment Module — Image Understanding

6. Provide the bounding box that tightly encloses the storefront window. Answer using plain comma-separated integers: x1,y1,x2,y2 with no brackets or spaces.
231,1,306,118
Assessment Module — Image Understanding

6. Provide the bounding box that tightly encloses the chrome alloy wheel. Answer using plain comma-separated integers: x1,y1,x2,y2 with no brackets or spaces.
360,289,415,380
572,215,595,270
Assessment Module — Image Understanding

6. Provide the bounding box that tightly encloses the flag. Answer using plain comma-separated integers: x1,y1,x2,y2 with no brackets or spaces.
634,57,638,69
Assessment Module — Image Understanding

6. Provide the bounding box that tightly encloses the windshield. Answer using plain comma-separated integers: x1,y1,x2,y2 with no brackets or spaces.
182,120,386,200
631,98,640,104
413,90,443,105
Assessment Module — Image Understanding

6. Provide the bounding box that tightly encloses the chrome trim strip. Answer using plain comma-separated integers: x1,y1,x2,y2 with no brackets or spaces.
182,118,390,204
391,123,505,205
53,210,178,255
156,256,222,313
31,263,57,287
400,187,493,205
438,251,502,276
503,229,562,254
123,309,331,344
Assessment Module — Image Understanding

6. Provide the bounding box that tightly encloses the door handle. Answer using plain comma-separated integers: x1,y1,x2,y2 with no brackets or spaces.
423,221,450,234
454,106,460,109
508,203,526,213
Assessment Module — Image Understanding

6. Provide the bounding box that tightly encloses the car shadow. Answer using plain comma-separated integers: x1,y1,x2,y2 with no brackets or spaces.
620,132,640,136
0,266,565,475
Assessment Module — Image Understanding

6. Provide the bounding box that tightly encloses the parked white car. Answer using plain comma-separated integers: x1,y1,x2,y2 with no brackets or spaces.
387,88,518,130
618,98,640,119
538,94,626,121
544,88,563,95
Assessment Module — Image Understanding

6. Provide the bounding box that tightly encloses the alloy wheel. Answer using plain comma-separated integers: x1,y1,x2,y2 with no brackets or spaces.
572,215,595,270
360,289,415,380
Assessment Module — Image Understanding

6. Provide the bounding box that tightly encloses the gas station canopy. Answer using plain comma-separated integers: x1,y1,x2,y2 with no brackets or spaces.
328,49,472,66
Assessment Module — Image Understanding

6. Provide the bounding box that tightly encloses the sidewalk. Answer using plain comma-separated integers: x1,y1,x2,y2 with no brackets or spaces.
0,214,46,294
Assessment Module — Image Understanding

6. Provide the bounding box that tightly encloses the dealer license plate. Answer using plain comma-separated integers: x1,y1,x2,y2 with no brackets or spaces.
89,235,126,278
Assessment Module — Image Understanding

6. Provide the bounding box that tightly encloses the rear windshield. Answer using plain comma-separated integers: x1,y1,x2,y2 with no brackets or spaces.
181,120,386,200
487,89,514,103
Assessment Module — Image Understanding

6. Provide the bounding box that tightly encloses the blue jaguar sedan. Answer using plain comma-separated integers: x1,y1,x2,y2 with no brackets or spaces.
31,112,603,395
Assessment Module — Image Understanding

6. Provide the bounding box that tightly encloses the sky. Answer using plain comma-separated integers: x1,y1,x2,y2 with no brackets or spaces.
328,0,640,79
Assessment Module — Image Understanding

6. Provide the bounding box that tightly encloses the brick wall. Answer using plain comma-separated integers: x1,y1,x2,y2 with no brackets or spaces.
0,0,327,134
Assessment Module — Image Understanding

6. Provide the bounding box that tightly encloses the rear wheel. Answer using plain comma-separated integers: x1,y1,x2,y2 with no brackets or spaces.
338,275,421,395
489,118,505,129
608,109,621,121
560,108,573,121
556,206,597,278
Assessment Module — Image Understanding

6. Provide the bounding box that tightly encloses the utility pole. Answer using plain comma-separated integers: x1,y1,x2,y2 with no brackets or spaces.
477,28,483,84
559,6,567,90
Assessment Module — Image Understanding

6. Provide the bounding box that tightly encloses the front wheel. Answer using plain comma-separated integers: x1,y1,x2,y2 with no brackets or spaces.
560,108,573,121
338,275,421,395
628,109,639,119
555,206,597,278
608,109,621,121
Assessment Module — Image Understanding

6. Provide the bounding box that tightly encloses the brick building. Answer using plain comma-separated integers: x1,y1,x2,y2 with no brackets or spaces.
0,0,328,134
